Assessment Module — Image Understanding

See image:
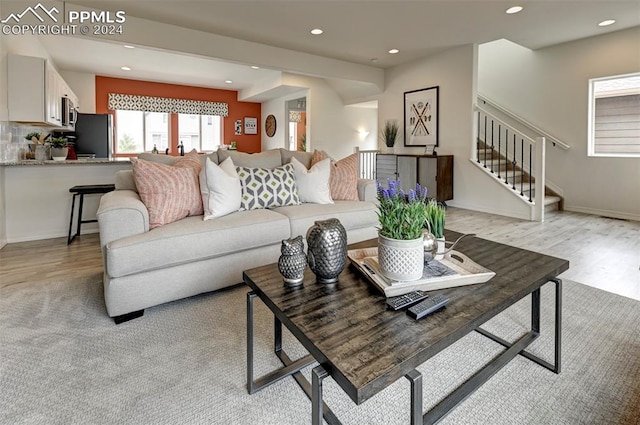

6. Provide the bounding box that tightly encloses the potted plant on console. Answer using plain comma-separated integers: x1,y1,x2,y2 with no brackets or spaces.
376,179,429,281
50,137,70,161
380,120,399,153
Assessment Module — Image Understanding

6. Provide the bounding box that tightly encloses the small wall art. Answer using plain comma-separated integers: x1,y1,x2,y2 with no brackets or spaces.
404,86,439,147
244,117,258,135
235,120,242,136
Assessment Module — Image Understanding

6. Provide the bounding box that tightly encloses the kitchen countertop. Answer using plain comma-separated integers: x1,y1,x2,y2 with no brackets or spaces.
0,159,131,166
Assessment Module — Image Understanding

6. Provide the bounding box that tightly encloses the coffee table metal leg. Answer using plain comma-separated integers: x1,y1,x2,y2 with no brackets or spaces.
475,278,562,374
275,316,282,353
312,365,329,425
246,291,317,395
247,291,257,394
405,370,423,425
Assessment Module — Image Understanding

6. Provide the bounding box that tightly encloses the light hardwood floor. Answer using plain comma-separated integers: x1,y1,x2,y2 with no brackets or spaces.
1,208,638,300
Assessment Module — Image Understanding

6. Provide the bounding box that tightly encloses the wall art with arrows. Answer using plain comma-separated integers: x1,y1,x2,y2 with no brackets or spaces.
404,86,439,147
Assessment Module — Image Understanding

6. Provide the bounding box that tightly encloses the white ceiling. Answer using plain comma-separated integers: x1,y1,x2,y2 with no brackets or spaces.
13,1,640,96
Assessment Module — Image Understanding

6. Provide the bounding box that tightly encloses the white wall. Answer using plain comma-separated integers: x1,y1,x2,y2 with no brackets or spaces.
60,71,96,114
261,75,377,158
479,28,640,220
378,45,532,219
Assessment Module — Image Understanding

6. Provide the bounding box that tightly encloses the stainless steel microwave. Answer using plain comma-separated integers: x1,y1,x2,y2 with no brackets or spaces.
62,97,76,127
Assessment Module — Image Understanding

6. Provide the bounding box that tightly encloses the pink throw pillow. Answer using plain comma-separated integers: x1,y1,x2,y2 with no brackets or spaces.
131,152,203,229
310,150,359,201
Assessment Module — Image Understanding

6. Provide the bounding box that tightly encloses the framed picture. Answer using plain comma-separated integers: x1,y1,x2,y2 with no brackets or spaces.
235,120,242,135
244,117,258,135
404,86,439,147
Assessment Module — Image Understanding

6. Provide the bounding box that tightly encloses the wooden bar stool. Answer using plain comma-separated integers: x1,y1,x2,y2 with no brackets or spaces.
68,184,115,244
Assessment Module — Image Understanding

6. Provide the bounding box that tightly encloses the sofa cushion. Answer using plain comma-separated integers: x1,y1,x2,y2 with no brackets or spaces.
272,200,377,240
311,150,359,201
138,152,178,165
131,152,203,229
200,157,242,220
218,149,282,168
290,157,333,204
105,209,290,278
237,163,300,211
280,149,312,168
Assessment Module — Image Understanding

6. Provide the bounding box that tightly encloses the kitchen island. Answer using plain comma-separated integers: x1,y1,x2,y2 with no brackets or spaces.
1,159,131,244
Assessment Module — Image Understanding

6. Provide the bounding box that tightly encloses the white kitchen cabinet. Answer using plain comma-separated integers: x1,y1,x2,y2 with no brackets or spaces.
8,55,77,129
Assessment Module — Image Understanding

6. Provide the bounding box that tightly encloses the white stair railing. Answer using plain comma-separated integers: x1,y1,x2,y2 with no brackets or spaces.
474,104,545,221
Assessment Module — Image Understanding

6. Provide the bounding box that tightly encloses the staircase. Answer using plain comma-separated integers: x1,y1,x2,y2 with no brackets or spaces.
474,96,567,221
476,140,562,212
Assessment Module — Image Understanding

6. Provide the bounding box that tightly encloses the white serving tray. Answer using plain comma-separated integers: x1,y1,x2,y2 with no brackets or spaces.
348,247,495,297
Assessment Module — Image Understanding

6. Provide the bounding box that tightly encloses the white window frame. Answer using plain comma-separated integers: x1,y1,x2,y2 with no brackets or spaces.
588,72,640,158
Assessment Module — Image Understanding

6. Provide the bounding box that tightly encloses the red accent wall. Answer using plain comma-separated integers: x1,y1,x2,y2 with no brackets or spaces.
95,76,261,154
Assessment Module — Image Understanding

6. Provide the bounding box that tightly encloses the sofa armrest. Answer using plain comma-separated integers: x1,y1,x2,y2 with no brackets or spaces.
357,179,377,202
97,190,149,252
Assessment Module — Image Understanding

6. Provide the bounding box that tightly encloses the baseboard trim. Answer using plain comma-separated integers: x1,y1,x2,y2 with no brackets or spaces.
0,238,7,250
563,205,640,222
446,200,531,221
6,228,100,244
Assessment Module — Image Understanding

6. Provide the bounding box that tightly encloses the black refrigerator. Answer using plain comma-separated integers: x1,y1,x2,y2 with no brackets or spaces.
73,113,113,159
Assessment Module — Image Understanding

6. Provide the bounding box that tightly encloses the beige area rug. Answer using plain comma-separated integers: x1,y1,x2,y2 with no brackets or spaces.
0,274,639,425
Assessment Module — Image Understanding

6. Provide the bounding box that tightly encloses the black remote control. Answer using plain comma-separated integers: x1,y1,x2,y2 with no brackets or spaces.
386,290,429,310
407,295,449,319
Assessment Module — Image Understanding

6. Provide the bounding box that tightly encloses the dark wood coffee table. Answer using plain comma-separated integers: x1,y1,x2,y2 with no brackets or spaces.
243,230,569,424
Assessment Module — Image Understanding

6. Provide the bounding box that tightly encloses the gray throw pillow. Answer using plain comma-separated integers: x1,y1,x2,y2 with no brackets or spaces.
237,163,300,210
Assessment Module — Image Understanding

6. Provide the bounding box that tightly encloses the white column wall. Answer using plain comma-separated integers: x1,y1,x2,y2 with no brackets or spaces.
479,28,640,221
261,76,377,159
379,45,532,219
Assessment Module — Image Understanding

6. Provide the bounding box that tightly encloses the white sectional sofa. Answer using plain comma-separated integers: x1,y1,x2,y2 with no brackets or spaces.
97,149,378,323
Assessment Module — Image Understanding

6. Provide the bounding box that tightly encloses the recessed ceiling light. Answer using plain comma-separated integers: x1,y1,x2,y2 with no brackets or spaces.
123,45,135,49
388,49,399,54
310,28,323,35
120,66,131,71
251,66,260,69
225,80,233,84
506,6,523,14
598,19,616,27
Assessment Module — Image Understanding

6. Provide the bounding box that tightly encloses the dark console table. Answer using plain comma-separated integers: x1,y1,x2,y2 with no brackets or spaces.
376,154,453,202
243,231,568,424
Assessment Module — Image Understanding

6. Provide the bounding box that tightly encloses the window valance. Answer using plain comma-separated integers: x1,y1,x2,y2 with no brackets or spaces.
289,111,302,123
108,93,229,117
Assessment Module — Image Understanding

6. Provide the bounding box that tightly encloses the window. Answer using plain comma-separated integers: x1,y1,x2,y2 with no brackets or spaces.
588,73,640,157
115,110,169,154
178,114,222,152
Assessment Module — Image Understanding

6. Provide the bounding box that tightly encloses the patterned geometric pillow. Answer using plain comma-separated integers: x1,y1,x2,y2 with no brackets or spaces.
236,163,300,210
131,153,203,229
310,150,359,201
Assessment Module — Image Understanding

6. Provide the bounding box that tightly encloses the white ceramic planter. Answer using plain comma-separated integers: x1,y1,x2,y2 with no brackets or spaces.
51,147,68,161
378,234,424,281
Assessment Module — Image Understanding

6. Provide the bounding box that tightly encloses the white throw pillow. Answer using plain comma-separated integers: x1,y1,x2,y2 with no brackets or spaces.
290,157,333,204
200,157,242,220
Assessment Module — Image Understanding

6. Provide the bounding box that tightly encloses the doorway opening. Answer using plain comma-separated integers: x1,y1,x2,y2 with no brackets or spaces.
287,97,307,151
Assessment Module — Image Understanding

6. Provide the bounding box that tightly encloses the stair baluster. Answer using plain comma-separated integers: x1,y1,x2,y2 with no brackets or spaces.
497,124,502,179
512,135,517,191
490,121,495,174
529,144,533,202
520,138,525,197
